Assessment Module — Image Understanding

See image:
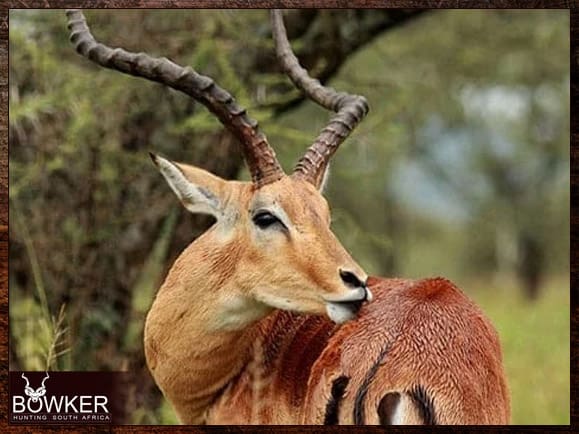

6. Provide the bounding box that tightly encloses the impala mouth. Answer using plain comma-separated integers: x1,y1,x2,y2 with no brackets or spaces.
325,287,373,324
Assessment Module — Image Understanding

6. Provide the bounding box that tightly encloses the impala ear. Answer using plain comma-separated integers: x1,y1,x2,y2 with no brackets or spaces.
150,153,227,219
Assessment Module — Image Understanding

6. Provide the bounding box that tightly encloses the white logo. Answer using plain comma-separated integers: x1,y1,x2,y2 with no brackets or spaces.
11,372,111,423
21,372,49,403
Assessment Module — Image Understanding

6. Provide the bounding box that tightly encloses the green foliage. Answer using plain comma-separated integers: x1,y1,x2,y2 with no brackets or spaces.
472,276,569,424
276,10,569,284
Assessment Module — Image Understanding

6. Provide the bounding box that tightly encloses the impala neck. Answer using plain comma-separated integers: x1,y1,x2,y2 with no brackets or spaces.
144,230,274,424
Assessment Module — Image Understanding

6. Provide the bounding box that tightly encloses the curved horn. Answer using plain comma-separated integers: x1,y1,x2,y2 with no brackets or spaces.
271,10,369,188
66,9,285,187
21,373,30,389
41,372,50,388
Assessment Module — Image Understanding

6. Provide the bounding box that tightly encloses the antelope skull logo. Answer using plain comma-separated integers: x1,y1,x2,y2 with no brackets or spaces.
21,373,49,402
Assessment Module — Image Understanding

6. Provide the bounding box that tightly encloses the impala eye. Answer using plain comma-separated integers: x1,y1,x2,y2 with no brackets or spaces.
253,211,282,229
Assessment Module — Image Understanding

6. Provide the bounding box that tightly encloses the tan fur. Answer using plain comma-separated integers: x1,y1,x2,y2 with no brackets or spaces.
144,168,510,425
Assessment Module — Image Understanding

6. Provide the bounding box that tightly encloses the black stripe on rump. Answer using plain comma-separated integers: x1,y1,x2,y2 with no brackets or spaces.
323,375,350,425
353,343,392,424
377,392,401,425
409,384,437,425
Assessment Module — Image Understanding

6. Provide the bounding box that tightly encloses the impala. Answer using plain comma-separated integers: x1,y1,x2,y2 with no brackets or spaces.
67,9,510,425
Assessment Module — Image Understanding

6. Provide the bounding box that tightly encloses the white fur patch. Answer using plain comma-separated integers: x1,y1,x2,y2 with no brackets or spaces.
391,397,405,425
213,295,272,331
325,302,356,324
253,290,302,313
365,287,373,302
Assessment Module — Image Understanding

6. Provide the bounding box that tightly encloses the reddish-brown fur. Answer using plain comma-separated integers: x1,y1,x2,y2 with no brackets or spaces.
148,275,509,424
305,277,510,424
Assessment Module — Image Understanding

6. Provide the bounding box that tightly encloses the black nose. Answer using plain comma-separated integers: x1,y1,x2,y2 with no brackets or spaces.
339,269,365,289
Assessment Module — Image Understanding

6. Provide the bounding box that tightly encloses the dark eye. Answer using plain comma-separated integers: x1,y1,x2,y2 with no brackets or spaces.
253,211,282,229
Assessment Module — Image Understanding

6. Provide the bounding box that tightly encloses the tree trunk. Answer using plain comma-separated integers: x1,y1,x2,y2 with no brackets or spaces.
517,232,544,301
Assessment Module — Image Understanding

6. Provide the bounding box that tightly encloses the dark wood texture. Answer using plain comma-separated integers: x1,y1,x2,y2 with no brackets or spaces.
1,0,575,431
570,8,578,431
1,6,8,429
2,0,579,7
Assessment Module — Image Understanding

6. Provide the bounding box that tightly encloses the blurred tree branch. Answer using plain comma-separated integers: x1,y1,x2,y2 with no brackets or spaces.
255,9,427,115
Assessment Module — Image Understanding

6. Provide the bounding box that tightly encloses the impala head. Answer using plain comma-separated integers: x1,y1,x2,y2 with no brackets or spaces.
67,9,371,323
150,153,371,323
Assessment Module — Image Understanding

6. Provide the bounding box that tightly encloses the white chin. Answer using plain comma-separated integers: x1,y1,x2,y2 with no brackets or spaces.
326,303,357,324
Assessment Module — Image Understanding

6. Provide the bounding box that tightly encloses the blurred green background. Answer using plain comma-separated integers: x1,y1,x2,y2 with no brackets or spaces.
9,10,569,424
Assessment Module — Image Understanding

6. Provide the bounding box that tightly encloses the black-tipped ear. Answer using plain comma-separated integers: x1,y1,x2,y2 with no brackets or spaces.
149,151,159,166
152,154,227,219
